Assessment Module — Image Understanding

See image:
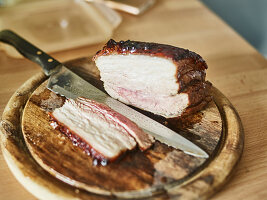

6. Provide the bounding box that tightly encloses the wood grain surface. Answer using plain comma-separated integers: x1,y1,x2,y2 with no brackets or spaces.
20,59,221,198
0,58,242,199
0,0,266,199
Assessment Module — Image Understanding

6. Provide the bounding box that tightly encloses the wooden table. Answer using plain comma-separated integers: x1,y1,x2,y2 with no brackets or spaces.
0,0,266,199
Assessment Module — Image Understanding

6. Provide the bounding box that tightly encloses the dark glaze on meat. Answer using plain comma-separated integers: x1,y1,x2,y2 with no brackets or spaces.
183,82,212,117
93,39,208,93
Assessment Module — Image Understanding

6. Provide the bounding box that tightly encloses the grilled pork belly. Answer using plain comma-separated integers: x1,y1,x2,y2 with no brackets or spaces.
50,97,154,165
94,40,211,118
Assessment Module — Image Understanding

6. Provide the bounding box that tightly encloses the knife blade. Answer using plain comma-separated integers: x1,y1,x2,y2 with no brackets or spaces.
0,30,209,158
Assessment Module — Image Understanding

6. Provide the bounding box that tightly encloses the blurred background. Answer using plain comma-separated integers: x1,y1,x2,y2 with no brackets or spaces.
201,0,267,58
0,0,266,58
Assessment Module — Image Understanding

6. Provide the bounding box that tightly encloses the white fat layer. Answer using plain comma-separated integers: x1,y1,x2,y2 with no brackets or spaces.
95,54,189,117
95,55,179,95
52,100,136,159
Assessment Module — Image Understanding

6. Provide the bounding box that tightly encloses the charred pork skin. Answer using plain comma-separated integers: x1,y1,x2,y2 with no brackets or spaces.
93,40,211,118
49,97,154,165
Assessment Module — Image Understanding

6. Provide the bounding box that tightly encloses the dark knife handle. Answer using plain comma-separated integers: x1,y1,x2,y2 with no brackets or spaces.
0,29,61,76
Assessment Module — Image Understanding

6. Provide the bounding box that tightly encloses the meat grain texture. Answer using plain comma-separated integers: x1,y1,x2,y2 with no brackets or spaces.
94,39,211,118
50,97,154,165
50,40,211,165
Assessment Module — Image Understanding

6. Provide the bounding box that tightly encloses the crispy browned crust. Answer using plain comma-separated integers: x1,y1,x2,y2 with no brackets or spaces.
93,39,208,93
186,81,212,106
182,81,212,117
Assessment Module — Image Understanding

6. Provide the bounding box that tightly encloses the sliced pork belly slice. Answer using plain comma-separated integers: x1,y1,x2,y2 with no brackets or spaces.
93,40,210,118
77,97,154,151
49,97,154,164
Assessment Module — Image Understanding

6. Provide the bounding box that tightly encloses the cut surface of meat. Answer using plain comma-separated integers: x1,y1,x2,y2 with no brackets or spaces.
94,40,211,118
49,97,154,165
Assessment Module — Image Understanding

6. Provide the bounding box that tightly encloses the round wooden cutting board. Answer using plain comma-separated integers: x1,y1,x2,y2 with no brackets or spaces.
0,57,244,200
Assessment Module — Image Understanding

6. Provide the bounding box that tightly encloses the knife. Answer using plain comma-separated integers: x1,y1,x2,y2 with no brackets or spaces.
0,30,209,158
